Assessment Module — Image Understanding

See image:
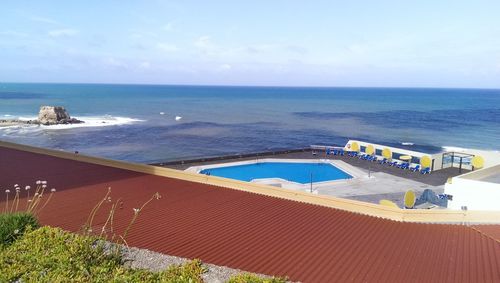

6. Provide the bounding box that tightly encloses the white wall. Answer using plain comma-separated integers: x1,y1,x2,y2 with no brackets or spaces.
444,177,500,211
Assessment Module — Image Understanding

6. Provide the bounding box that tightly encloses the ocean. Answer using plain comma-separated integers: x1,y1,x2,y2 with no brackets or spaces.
0,83,499,163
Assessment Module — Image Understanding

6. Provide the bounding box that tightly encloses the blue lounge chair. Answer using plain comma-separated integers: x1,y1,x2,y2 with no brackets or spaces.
389,161,398,166
326,148,331,155
399,163,410,170
379,158,388,164
420,167,431,174
410,164,420,172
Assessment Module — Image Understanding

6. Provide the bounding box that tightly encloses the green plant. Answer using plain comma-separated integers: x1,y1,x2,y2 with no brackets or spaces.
228,273,287,283
163,259,206,283
0,226,206,282
2,181,56,216
82,187,161,247
0,212,39,248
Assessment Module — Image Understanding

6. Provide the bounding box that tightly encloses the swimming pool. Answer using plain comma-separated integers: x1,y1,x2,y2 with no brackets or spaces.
200,162,352,184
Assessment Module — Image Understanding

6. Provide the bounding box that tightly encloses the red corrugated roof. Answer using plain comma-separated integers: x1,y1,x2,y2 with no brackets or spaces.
1,146,499,282
473,225,500,242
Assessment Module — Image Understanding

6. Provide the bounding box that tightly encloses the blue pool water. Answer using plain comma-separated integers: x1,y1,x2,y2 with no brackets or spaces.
200,162,352,184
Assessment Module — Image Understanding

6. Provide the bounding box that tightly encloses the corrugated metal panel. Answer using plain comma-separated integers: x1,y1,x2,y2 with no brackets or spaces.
1,146,499,283
473,225,500,242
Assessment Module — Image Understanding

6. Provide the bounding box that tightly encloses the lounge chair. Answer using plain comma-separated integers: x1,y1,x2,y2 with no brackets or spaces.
420,167,431,174
399,163,410,170
410,164,420,172
389,161,398,167
378,158,388,164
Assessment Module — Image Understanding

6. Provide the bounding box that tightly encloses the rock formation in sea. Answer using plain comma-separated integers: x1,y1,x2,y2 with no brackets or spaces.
37,106,83,125
0,106,84,126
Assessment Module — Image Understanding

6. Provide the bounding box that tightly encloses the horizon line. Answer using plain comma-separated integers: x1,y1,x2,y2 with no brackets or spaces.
1,81,500,91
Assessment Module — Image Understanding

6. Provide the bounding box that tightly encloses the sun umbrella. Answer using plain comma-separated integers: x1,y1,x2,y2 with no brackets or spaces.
404,190,416,209
350,142,360,152
382,148,392,159
471,156,484,169
379,199,399,208
365,144,375,155
420,156,431,168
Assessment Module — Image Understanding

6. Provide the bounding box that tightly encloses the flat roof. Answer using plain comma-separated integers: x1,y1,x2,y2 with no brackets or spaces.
1,144,499,282
480,173,500,184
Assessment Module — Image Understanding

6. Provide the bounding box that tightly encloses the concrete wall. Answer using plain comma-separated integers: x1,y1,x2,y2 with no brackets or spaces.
445,164,500,210
3,140,500,222
445,178,500,210
345,140,436,169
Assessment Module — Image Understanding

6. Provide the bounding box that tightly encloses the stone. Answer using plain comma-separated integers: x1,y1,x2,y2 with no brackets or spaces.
37,106,83,125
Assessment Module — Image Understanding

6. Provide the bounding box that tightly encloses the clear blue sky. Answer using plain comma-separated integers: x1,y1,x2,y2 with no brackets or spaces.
1,1,500,88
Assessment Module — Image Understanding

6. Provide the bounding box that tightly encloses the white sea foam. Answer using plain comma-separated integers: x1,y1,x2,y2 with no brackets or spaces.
2,115,144,131
442,145,470,152
401,142,414,146
46,116,144,129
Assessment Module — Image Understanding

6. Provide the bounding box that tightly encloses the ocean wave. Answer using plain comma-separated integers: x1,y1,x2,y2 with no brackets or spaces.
442,145,470,152
1,115,144,131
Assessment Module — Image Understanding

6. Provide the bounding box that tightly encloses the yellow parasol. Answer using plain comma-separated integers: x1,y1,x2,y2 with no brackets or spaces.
404,190,416,209
350,142,360,152
365,144,375,155
471,156,484,169
420,156,431,168
379,199,399,208
400,155,412,162
382,148,392,159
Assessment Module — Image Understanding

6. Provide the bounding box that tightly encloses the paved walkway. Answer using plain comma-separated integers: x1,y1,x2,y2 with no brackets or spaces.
162,150,462,206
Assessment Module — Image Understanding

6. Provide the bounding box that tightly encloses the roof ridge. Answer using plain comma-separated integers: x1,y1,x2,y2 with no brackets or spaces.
469,225,500,243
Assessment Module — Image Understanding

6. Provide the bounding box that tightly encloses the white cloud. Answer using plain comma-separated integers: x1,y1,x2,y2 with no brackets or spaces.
139,61,151,69
163,23,174,31
48,29,78,38
102,57,127,69
156,43,178,52
31,16,58,25
0,30,29,37
129,30,158,40
195,36,212,49
219,64,232,70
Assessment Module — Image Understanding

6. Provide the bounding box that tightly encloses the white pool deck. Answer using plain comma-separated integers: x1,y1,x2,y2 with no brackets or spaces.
186,158,442,204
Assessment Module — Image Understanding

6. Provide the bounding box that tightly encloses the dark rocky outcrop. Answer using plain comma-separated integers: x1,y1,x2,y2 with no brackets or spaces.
0,106,83,126
37,106,83,125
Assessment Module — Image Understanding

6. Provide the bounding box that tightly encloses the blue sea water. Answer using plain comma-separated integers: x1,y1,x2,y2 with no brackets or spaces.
200,162,352,184
0,83,499,163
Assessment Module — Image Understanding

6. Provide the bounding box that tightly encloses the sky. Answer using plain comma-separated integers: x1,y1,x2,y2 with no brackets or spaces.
1,0,500,88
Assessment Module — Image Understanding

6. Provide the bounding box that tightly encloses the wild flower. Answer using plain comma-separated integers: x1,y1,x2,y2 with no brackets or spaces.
24,180,55,215
13,229,19,234
4,189,10,213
